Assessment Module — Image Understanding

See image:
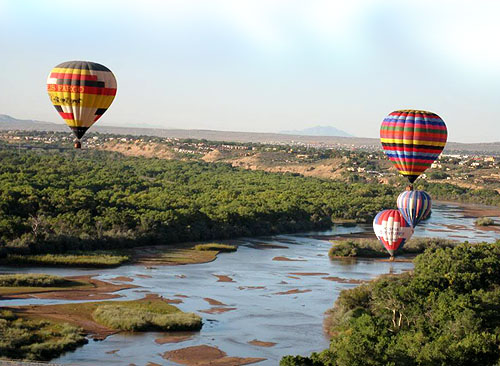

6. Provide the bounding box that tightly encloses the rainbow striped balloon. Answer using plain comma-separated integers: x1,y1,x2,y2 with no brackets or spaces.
397,190,432,228
373,209,413,256
380,110,447,183
47,61,117,147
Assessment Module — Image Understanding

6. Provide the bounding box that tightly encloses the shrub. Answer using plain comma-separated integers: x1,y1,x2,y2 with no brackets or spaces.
92,305,202,331
193,243,237,252
0,273,79,287
475,217,495,226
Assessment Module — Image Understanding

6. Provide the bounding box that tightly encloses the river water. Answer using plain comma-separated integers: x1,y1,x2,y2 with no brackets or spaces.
1,203,500,365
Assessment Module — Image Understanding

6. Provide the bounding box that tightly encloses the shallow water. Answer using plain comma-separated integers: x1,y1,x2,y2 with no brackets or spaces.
1,203,499,365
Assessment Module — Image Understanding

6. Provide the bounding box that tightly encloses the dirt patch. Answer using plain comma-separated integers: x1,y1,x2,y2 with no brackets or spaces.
213,275,235,283
135,274,153,279
2,275,137,301
198,307,237,314
321,276,366,284
12,304,116,340
106,349,120,354
274,289,312,295
155,333,195,344
287,276,300,279
130,244,220,266
98,141,178,160
162,345,266,365
289,272,329,276
238,286,266,290
110,276,134,282
248,339,277,347
164,298,183,304
147,363,162,366
203,298,227,306
175,294,189,298
272,256,306,261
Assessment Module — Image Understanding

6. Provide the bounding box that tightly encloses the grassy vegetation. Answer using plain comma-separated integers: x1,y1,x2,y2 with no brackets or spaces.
0,273,81,287
283,241,500,365
329,237,459,258
193,243,237,252
0,251,130,267
475,217,495,226
21,297,202,335
93,304,202,331
0,309,87,361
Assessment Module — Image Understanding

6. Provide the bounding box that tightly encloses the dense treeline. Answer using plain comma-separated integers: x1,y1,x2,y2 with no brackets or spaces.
0,150,396,255
282,242,500,366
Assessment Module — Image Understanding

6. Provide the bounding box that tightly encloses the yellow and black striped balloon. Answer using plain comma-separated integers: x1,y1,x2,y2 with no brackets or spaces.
47,61,117,146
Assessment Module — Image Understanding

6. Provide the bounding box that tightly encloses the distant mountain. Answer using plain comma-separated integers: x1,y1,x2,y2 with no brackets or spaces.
280,125,353,137
0,114,63,130
1,114,499,155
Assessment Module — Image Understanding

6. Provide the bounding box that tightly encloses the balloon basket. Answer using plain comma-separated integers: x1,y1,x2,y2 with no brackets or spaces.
74,141,82,149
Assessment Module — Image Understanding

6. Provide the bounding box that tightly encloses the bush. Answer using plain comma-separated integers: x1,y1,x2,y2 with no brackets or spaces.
475,217,495,226
1,252,130,267
329,238,458,258
193,243,237,252
92,304,202,331
0,273,79,287
0,311,87,361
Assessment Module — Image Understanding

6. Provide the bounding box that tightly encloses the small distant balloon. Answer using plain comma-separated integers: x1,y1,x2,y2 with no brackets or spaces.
47,61,117,148
380,110,447,184
397,190,432,228
373,209,413,257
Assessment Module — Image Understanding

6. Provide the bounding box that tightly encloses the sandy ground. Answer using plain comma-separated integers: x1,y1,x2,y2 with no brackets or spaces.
248,339,277,347
198,307,237,314
0,275,137,300
12,303,117,340
155,333,195,344
274,289,312,295
203,298,227,306
162,345,266,366
213,275,235,282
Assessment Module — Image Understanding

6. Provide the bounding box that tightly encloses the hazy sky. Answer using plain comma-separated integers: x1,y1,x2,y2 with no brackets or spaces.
1,0,499,142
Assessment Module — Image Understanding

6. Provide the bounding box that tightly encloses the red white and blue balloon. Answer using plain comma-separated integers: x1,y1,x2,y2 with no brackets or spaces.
397,190,432,228
373,209,414,256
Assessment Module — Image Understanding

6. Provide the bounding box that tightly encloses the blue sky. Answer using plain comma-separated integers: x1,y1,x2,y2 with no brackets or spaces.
1,0,499,142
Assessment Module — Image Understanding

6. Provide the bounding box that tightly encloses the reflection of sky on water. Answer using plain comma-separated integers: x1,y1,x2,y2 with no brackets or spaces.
0,203,498,365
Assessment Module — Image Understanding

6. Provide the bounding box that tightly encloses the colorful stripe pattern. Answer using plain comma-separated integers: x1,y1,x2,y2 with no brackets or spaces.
47,61,117,139
380,110,447,183
373,209,413,256
397,190,432,228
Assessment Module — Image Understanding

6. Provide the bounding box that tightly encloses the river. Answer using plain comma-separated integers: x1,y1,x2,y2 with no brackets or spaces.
1,202,499,365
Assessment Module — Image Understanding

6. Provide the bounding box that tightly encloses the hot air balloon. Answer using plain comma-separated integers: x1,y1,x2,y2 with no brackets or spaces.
380,110,447,187
397,190,432,228
373,209,413,258
47,61,117,148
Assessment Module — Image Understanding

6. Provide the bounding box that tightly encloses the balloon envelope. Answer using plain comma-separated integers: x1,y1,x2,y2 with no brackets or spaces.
397,190,432,227
47,61,117,141
373,209,413,256
380,110,447,183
